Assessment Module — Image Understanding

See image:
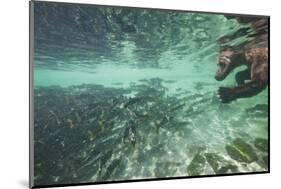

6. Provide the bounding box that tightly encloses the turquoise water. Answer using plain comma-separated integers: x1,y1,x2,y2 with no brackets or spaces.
32,2,268,186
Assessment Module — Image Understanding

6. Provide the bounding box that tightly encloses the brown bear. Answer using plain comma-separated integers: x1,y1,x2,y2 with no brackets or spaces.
215,17,269,103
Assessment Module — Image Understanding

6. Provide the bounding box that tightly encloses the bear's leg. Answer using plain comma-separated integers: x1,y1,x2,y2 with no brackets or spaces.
218,81,267,103
235,68,251,85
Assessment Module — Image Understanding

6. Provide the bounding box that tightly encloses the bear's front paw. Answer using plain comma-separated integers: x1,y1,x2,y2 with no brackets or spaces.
218,87,236,103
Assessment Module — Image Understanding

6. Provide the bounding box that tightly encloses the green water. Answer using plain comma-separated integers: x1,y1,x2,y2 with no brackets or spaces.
32,2,268,187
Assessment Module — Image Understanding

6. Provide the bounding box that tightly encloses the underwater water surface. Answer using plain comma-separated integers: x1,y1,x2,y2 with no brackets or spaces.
32,2,268,186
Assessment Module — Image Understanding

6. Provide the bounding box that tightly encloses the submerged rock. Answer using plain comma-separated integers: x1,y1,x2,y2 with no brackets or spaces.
225,138,258,163
187,153,206,176
205,153,237,174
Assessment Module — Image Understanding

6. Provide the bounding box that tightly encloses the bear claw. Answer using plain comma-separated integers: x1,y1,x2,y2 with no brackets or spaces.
218,87,235,103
